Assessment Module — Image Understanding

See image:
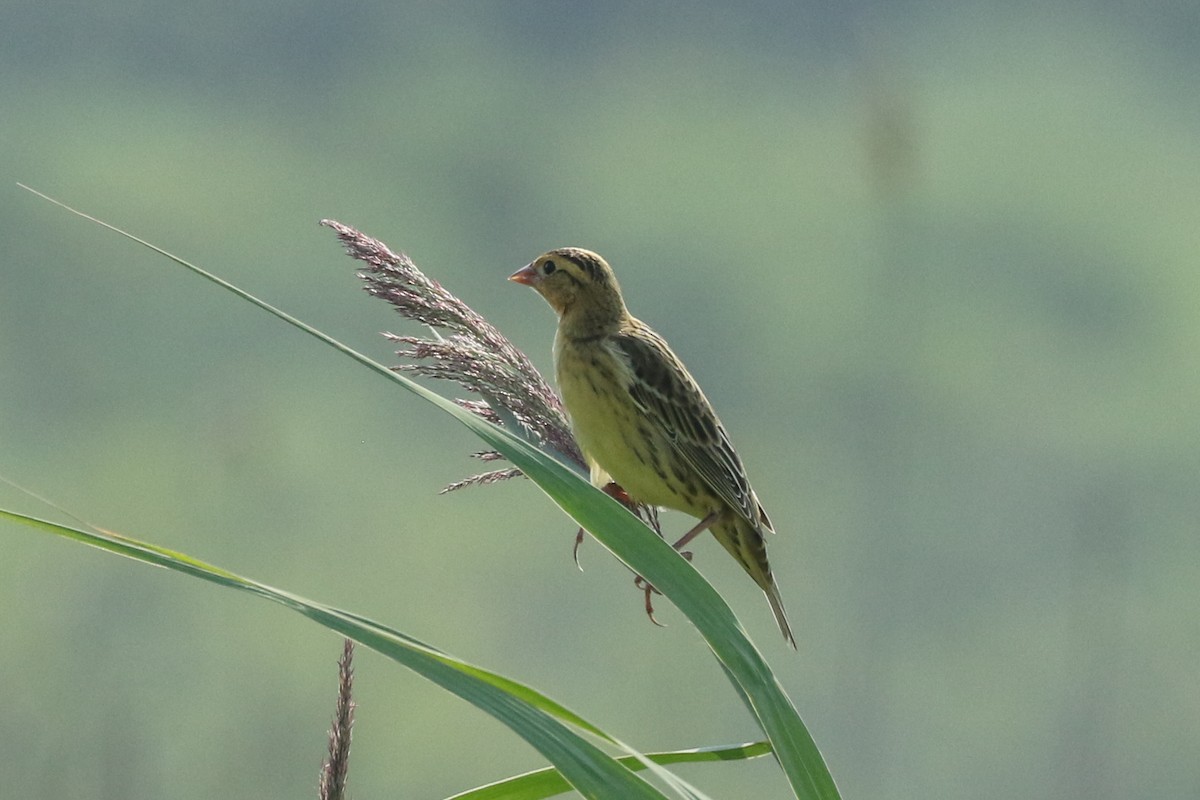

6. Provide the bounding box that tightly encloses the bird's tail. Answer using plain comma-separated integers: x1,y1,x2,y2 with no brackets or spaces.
763,578,796,649
713,515,796,648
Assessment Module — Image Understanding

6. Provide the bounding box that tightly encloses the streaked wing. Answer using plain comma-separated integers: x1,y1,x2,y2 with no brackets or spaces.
613,323,760,524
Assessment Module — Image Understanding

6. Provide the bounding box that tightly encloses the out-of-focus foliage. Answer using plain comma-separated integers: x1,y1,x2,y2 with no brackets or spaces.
2,3,1197,799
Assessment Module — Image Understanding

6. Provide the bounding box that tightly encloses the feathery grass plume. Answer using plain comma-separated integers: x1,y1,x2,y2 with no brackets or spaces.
318,639,355,800
319,220,661,537
320,220,584,482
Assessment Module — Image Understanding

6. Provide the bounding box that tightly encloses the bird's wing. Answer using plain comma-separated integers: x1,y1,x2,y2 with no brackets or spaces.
612,325,764,527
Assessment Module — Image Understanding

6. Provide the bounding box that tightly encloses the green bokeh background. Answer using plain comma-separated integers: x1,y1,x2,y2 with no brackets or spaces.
3,3,1198,798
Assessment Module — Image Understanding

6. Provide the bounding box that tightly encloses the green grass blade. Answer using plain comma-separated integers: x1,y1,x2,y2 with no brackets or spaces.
0,507,698,800
18,186,840,799
445,741,771,800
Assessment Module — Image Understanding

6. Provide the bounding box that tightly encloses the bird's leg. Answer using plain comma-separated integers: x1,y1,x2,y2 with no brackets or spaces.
573,481,636,570
670,510,720,555
635,511,719,626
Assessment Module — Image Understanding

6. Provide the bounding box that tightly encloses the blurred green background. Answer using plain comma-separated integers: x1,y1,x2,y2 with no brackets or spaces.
3,2,1198,798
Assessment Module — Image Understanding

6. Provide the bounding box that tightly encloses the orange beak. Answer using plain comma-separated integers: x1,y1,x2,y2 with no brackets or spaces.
508,263,539,286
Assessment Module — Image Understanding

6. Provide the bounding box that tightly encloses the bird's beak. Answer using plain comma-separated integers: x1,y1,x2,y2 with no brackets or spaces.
508,263,539,286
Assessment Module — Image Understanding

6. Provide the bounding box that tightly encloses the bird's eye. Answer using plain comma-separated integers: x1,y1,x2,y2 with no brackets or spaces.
542,261,557,275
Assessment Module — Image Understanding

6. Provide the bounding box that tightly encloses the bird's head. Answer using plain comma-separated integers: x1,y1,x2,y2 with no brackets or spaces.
509,247,629,332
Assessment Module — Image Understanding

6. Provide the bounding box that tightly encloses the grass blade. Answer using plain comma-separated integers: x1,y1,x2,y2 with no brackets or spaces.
445,741,771,800
0,507,699,800
17,186,840,799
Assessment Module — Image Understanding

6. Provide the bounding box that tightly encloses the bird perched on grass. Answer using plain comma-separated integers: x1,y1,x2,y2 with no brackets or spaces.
510,248,795,646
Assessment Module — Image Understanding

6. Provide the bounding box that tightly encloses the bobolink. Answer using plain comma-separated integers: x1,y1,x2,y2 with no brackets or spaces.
510,248,794,646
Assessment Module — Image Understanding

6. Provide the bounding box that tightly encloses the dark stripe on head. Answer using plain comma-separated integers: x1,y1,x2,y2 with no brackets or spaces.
553,248,607,282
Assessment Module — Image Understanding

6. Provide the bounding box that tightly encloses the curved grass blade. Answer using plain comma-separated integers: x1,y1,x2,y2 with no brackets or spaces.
17,186,840,800
446,741,771,800
0,507,698,800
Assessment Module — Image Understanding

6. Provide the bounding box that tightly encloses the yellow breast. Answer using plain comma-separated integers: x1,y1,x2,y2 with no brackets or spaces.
554,332,708,515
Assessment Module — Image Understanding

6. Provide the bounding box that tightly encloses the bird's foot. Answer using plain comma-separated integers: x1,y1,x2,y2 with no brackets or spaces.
570,482,636,570
572,527,585,570
634,575,666,627
633,550,692,627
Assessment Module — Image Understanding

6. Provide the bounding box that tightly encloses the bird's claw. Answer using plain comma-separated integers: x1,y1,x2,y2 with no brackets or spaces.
571,482,703,630
634,575,667,627
632,546,694,628
572,527,586,570
571,482,637,571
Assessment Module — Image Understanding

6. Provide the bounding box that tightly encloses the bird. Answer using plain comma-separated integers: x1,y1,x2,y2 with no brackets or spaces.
509,247,795,646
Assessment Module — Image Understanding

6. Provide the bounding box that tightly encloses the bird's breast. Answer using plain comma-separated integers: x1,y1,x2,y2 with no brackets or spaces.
554,334,708,515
